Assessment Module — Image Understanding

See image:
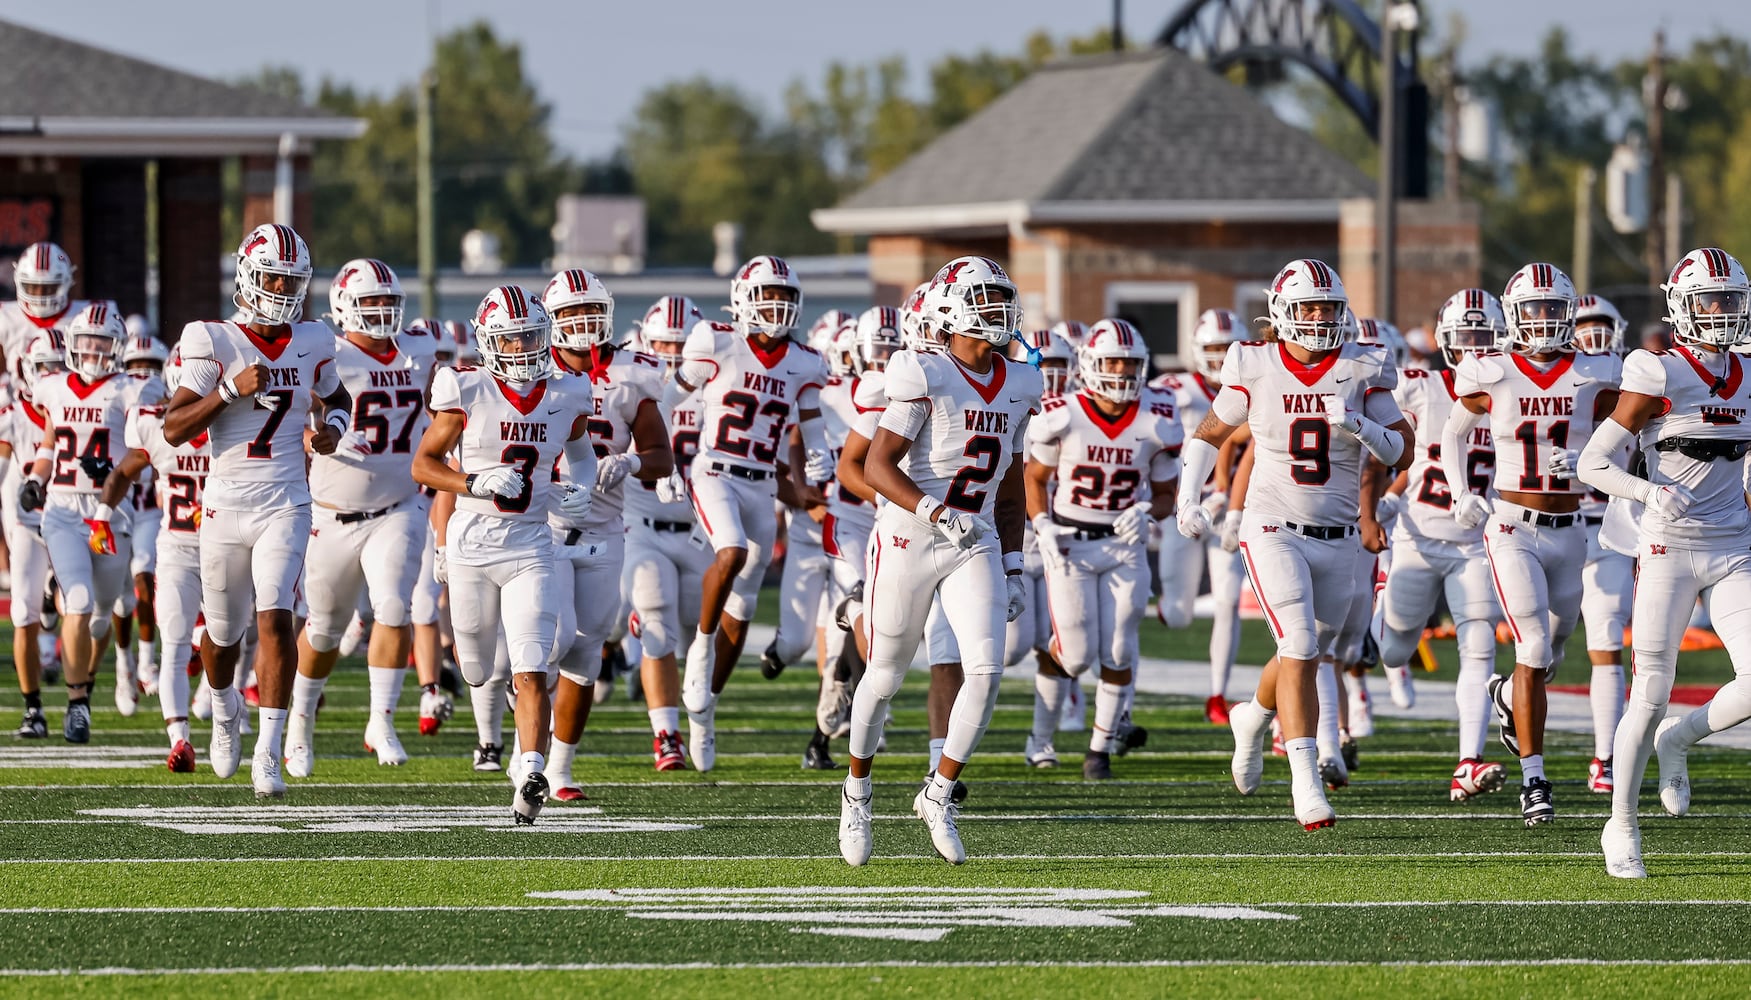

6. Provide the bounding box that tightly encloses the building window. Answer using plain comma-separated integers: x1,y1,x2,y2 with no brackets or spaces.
1104,281,1198,374
1233,283,1272,339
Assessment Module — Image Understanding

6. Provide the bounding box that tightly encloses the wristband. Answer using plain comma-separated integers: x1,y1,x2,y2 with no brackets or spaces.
219,378,241,404
914,494,943,524
32,445,53,465
94,503,115,522
1002,551,1025,574
325,409,350,434
464,473,478,495
624,452,642,477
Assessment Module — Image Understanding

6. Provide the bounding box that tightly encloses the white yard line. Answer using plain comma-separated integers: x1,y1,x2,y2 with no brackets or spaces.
10,850,1751,866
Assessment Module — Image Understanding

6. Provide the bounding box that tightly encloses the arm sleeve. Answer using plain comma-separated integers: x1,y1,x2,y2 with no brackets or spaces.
1176,438,1220,509
564,430,599,487
1440,402,1488,500
1578,418,1653,503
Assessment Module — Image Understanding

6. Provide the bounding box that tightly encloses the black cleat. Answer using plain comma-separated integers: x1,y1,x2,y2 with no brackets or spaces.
833,581,864,633
1340,732,1359,773
473,743,503,772
15,708,47,739
513,771,550,825
1520,777,1554,827
62,702,90,744
802,732,840,771
1113,719,1147,757
1083,750,1113,781
951,779,968,804
760,640,787,680
1487,675,1520,756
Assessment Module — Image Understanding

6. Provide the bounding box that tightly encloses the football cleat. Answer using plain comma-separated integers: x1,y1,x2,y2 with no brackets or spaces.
652,731,687,772
1292,775,1337,831
1082,750,1113,781
192,677,214,721
1339,731,1359,773
513,771,550,825
62,702,91,744
472,743,504,772
1450,758,1507,802
1655,717,1691,816
816,677,851,736
338,613,368,659
1520,777,1554,826
759,640,786,680
914,783,966,864
15,707,47,739
244,683,261,708
139,660,159,699
1385,664,1416,709
912,772,969,817
687,702,717,772
252,750,286,799
284,710,315,778
1346,682,1373,738
802,732,839,771
209,690,244,779
1601,818,1646,879
1113,717,1147,757
166,739,197,773
1229,700,1270,796
1318,754,1348,790
364,716,408,766
1270,716,1287,756
551,774,587,802
1204,695,1230,726
681,631,715,715
839,782,874,866
1060,681,1087,732
114,669,139,717
418,688,454,736
1587,757,1614,795
1024,735,1058,769
832,582,863,633
1486,674,1520,756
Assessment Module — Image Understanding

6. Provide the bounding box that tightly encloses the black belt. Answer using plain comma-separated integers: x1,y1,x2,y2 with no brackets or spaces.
562,528,586,545
1585,515,1604,526
1509,507,1580,529
1284,521,1357,540
710,462,770,481
642,517,691,533
1654,436,1751,461
333,504,394,525
1050,514,1117,540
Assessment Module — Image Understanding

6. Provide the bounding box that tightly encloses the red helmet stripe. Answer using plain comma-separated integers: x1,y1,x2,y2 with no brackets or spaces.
369,259,392,284
880,307,897,330
35,243,48,272
504,285,528,319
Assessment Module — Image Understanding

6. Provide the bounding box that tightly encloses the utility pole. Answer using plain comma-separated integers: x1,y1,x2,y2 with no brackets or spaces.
1573,167,1595,293
1112,0,1124,51
417,67,438,320
1644,31,1667,287
1666,173,1684,264
1377,3,1418,323
1440,44,1461,201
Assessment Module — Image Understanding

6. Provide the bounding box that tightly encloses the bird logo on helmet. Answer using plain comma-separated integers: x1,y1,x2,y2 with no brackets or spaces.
541,268,616,352
1663,248,1750,349
1192,309,1246,379
234,223,313,326
473,286,552,384
1574,294,1628,354
1266,259,1351,352
1433,288,1508,367
62,301,126,381
923,255,1022,346
729,256,803,340
13,242,75,319
1501,262,1578,355
1078,319,1149,404
328,258,405,340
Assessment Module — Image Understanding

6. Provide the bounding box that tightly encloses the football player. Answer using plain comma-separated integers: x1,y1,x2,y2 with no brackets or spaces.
109,320,168,711
1026,319,1181,780
839,257,1042,866
1176,260,1412,830
539,269,671,800
1582,248,1751,877
163,224,351,796
414,286,597,823
0,242,83,373
1373,289,1507,801
1441,263,1620,826
1006,328,1073,737
1,335,64,738
668,257,831,770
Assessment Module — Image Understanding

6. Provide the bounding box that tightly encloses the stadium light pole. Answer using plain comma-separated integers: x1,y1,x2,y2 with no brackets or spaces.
1377,1,1420,325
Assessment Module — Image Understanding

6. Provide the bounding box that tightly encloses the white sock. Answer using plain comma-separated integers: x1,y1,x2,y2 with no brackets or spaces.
166,719,190,746
929,769,955,800
290,673,326,723
1589,662,1625,760
1090,681,1123,754
928,737,946,773
1315,661,1342,760
471,678,507,745
1456,662,1491,761
649,706,679,736
548,739,577,780
161,646,191,722
116,643,135,677
210,684,238,721
367,665,405,721
1520,753,1545,783
1031,674,1067,743
255,707,288,758
139,640,156,679
1284,735,1318,787
844,773,871,799
520,750,545,776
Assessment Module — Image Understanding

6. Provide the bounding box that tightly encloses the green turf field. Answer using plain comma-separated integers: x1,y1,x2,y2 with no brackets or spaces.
1,614,1748,999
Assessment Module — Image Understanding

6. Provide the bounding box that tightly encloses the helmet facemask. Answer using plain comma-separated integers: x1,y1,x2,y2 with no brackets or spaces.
68,331,120,380
942,283,1021,346
481,322,551,384
17,277,70,319
1574,319,1623,354
1277,298,1351,352
1040,360,1070,395
1507,297,1575,354
237,257,311,326
1673,287,1749,348
552,302,615,353
736,284,800,340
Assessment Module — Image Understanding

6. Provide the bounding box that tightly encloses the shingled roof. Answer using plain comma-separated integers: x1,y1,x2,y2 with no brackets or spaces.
813,48,1372,234
0,18,364,154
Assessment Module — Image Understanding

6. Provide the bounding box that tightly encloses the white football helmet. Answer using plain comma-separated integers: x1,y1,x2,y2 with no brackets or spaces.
327,258,404,339
1192,308,1246,378
123,330,169,369
1266,259,1351,352
899,282,944,352
541,268,615,351
1574,294,1628,354
409,318,452,363
827,322,858,377
807,310,855,353
234,223,313,325
1502,262,1577,355
1433,288,1508,367
1051,320,1090,351
641,295,702,375
16,332,64,398
1079,319,1149,404
923,256,1021,345
163,345,186,396
62,301,125,380
1015,328,1075,395
729,255,802,339
1355,317,1409,368
852,306,903,374
14,242,74,319
473,286,550,383
446,320,481,365
1663,248,1750,348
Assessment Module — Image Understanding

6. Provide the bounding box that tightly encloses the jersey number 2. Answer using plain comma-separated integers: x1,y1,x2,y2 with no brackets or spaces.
945,435,1002,512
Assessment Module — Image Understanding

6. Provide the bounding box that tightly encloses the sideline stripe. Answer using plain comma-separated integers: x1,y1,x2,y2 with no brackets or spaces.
8,851,1751,866
9,899,1751,915
0,777,1557,792
5,810,1751,826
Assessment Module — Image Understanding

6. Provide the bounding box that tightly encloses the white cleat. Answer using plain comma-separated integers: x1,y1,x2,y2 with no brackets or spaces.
1024,735,1058,769
251,750,286,799
915,783,966,864
839,782,874,866
284,710,315,779
1655,717,1691,817
1346,681,1374,739
192,677,214,721
1385,665,1416,709
681,631,715,715
1229,700,1270,795
115,668,139,717
1601,818,1646,879
687,701,717,772
138,660,159,699
338,613,369,659
1292,776,1336,831
1060,681,1087,732
209,689,244,779
364,716,408,766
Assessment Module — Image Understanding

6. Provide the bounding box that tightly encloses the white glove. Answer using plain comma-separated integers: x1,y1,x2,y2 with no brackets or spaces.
1547,448,1580,481
803,448,834,483
468,466,526,500
1453,493,1493,530
1004,573,1027,623
1112,502,1153,545
1033,513,1070,574
1200,490,1228,520
934,510,992,550
558,481,595,518
654,470,689,505
338,429,372,456
432,545,449,585
1322,394,1363,435
1219,510,1244,553
1176,503,1213,539
595,452,636,490
1376,491,1404,528
1644,483,1696,519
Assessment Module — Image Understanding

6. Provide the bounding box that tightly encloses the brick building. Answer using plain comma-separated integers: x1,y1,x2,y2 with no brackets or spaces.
812,49,1479,369
0,19,363,334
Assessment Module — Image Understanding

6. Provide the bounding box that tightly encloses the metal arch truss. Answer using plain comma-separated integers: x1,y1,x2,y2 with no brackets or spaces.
1157,0,1418,140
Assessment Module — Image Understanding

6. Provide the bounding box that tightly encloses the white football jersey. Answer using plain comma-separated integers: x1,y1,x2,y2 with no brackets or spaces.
682,321,830,473
125,404,210,545
1395,367,1495,543
1453,350,1619,498
33,371,133,498
1621,346,1751,545
1216,341,1400,525
0,300,83,375
0,397,47,529
123,370,167,407
309,335,435,512
880,349,1043,519
175,320,340,509
1028,387,1183,526
551,348,665,532
824,372,886,533
625,394,702,524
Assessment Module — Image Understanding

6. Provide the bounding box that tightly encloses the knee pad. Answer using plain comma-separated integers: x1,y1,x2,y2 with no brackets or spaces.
1376,618,1420,669
1158,601,1194,630
1277,630,1320,663
508,638,548,676
957,671,1002,724
88,614,112,641
372,594,411,630
1456,619,1496,665
860,657,908,703
305,623,343,654
640,613,676,660
558,642,601,686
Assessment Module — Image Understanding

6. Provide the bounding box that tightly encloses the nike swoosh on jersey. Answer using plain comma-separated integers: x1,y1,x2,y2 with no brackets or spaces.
1333,376,1352,383
545,407,563,415
296,351,312,358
